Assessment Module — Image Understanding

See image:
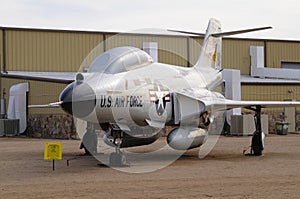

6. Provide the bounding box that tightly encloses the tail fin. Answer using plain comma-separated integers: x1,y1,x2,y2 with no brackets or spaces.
194,18,222,72
193,18,272,72
193,18,272,90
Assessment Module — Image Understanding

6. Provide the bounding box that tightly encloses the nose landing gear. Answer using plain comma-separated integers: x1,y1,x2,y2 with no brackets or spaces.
109,124,127,167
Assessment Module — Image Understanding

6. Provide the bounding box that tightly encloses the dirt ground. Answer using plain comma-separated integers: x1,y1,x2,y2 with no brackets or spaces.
0,134,300,199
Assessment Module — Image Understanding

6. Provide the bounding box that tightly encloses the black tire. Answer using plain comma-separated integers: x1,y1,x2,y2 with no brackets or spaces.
252,146,262,156
251,131,263,156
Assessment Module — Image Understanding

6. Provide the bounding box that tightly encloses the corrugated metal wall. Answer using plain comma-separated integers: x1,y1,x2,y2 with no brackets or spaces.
3,28,300,73
266,41,300,68
242,84,300,111
1,27,300,115
189,37,294,75
0,30,2,98
106,34,189,67
242,85,300,101
6,30,104,72
1,78,65,114
189,37,203,66
1,29,106,114
0,30,3,70
222,39,265,75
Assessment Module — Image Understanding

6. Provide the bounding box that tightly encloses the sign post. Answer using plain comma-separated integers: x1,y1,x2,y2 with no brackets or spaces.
44,142,62,171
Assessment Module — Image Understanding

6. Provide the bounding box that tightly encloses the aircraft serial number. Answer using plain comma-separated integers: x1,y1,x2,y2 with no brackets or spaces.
100,95,143,108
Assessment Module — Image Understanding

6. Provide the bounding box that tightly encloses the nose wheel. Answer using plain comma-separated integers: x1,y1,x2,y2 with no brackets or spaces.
109,124,127,167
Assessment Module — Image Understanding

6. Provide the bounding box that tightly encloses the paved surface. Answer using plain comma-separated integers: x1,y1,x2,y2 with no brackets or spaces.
1,134,300,198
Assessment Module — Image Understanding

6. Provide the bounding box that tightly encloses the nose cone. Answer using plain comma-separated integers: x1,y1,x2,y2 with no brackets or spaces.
59,82,96,118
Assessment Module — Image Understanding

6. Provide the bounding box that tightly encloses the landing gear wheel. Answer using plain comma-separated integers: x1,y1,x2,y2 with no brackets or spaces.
246,106,264,156
109,152,127,167
251,132,263,156
252,146,262,156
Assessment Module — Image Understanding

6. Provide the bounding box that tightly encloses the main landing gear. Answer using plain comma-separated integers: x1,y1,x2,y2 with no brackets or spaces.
246,105,265,156
109,124,127,166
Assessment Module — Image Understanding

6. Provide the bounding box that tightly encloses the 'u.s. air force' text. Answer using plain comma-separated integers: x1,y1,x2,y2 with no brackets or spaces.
99,95,143,108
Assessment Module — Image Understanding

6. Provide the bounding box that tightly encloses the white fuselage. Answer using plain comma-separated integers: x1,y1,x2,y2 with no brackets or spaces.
78,62,222,128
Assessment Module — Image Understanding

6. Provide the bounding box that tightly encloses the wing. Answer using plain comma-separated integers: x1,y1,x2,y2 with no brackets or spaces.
1,71,76,108
0,71,76,84
176,88,300,113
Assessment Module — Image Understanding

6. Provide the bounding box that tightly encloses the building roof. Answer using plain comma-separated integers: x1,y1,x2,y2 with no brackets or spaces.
1,26,300,43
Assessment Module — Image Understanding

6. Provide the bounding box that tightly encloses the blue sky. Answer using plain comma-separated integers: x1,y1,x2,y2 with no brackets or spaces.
0,0,299,40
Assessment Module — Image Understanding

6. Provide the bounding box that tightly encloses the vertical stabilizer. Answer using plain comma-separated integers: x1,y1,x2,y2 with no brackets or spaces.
193,18,222,90
170,19,271,90
194,18,222,72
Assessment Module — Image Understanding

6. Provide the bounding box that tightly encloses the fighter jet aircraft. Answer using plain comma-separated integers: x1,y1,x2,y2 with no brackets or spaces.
2,18,300,166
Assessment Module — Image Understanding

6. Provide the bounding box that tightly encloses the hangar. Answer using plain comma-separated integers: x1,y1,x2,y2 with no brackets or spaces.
0,26,300,138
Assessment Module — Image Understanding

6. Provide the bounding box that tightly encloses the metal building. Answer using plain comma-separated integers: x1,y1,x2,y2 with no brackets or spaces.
0,26,300,136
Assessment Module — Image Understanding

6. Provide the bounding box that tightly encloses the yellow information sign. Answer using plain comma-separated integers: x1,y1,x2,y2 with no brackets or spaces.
44,142,62,160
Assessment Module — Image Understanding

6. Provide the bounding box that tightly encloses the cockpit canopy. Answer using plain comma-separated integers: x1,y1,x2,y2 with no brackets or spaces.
88,46,153,74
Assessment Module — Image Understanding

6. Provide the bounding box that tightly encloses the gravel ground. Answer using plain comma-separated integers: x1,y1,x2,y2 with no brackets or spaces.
0,134,300,198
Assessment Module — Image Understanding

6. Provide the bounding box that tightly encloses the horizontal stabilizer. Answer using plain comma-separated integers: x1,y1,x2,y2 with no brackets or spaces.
168,27,272,37
167,29,205,36
211,26,272,37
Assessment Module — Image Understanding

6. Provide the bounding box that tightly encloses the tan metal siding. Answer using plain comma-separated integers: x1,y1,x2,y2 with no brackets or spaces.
188,37,267,73
6,30,104,72
0,30,3,70
0,30,2,95
28,80,66,114
2,78,65,114
106,34,188,67
188,38,267,73
2,27,300,116
266,41,300,68
222,39,265,75
242,85,300,101
188,37,203,66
